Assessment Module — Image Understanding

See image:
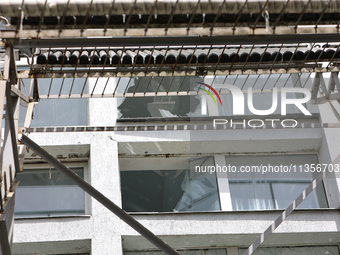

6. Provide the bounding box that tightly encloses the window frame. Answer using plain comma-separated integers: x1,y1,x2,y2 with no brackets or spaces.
119,153,329,213
15,162,91,219
215,153,329,211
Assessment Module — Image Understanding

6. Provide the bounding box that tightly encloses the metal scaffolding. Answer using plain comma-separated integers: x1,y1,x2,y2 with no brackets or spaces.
0,44,26,255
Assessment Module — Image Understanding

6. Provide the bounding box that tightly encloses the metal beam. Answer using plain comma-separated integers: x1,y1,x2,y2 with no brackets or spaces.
8,34,340,49
19,134,180,255
11,86,29,105
2,47,11,80
0,0,336,16
2,45,18,85
0,183,18,255
17,66,340,80
311,72,322,103
0,221,11,255
34,87,313,100
23,102,35,128
4,26,340,40
0,81,6,122
5,82,20,175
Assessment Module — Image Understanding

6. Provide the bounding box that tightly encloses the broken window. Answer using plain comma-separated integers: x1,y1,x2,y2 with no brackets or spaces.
117,76,201,119
117,74,316,119
120,156,220,213
120,153,328,213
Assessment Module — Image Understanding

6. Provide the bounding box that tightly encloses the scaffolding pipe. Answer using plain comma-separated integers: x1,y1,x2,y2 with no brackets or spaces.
19,134,180,255
9,34,340,49
0,0,336,17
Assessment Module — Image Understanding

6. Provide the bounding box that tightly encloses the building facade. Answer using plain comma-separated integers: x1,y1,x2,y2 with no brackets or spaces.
0,1,340,255
12,74,340,255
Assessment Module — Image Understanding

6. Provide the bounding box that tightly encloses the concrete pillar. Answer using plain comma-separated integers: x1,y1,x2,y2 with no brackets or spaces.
88,78,118,126
89,135,123,255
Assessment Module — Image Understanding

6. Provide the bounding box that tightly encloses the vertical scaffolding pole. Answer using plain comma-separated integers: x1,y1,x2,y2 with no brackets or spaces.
0,43,21,255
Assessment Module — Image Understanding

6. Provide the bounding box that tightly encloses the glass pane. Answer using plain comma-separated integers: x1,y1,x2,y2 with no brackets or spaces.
121,169,220,213
174,171,220,212
30,98,87,127
38,78,87,95
120,157,220,213
272,181,328,209
118,76,203,119
15,167,85,218
119,95,200,118
112,74,314,119
225,154,328,210
229,182,274,210
121,170,187,212
211,74,308,117
19,78,88,127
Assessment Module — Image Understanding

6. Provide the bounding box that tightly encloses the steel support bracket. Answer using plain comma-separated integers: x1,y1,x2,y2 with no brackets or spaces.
3,44,17,85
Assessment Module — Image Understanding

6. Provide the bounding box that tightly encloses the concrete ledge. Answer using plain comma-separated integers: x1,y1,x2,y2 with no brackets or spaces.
13,239,91,255
121,210,340,250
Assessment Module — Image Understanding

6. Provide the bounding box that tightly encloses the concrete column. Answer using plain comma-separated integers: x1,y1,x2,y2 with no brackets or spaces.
89,135,123,255
88,78,118,126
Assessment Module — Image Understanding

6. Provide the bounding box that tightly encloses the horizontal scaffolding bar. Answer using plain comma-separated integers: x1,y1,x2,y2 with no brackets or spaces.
7,34,340,48
23,122,335,135
15,42,340,80
22,122,332,133
1,0,337,17
16,66,340,79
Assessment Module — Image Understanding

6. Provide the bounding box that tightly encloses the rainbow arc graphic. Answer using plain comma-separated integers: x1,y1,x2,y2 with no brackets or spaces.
197,82,223,106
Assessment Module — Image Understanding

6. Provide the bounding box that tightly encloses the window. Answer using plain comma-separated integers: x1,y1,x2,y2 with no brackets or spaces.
225,154,328,210
120,156,220,212
117,76,201,119
19,78,87,127
120,153,328,213
15,164,88,218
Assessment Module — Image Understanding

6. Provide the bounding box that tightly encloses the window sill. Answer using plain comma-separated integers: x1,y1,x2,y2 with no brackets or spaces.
14,215,91,220
126,208,339,216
